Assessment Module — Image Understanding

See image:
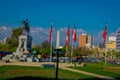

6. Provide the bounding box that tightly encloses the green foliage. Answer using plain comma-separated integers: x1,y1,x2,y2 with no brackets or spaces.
72,47,91,56
114,52,120,59
0,42,17,52
73,47,81,56
89,50,94,55
0,43,3,49
39,40,51,55
32,45,41,55
32,49,40,55
62,46,66,53
41,40,50,48
11,28,22,40
61,46,72,57
39,47,50,55
61,46,100,57
0,28,22,52
8,28,22,47
115,52,120,57
32,41,54,56
7,28,22,52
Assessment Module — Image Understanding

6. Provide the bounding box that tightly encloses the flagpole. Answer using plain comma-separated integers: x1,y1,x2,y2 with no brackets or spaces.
50,33,52,63
104,22,108,67
66,45,68,63
50,22,53,63
71,41,74,64
105,35,107,66
71,24,76,64
66,26,70,63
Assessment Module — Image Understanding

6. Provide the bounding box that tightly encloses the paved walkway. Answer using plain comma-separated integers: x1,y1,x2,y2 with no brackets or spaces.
0,61,118,80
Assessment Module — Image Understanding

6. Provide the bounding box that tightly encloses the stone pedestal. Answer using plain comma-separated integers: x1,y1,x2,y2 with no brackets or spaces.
17,34,32,53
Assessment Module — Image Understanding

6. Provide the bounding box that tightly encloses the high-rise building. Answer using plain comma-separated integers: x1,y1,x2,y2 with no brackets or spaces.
116,29,120,50
79,33,86,47
79,33,92,48
86,35,92,48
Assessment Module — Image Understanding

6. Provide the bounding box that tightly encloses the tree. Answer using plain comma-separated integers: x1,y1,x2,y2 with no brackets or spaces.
61,45,72,57
0,43,3,50
41,40,50,48
8,28,22,44
90,48,99,57
11,28,22,40
72,47,91,57
32,44,41,55
3,27,22,52
113,52,120,61
9,28,22,51
39,40,52,56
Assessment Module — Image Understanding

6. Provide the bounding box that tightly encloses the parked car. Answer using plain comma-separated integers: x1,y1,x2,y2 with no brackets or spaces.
116,61,120,65
89,57,96,62
83,57,89,62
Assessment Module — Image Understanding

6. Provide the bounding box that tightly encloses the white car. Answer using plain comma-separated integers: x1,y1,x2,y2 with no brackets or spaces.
117,62,120,64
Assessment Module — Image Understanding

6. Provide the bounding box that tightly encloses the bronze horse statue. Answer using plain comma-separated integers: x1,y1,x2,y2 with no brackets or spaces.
22,19,30,34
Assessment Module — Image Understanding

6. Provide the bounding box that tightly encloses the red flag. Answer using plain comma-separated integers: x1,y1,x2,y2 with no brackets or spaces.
49,26,52,43
102,22,108,48
103,27,107,40
66,27,70,45
72,24,77,42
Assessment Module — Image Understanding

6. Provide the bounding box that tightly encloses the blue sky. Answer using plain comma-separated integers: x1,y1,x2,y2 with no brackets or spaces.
0,0,120,46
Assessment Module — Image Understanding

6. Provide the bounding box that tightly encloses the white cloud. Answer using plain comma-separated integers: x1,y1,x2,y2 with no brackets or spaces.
77,29,86,34
0,26,115,46
98,30,103,35
60,28,87,34
0,26,103,46
29,27,50,44
2,26,7,30
92,30,103,45
60,28,66,32
43,31,49,35
30,27,44,33
30,27,49,35
116,28,120,33
0,26,12,40
110,33,116,36
108,28,120,37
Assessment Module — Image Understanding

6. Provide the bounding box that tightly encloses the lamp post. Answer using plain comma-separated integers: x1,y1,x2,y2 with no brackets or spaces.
55,49,62,80
55,29,62,80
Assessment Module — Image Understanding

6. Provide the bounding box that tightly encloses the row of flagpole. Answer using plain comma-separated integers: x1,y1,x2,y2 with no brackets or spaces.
49,23,77,63
49,21,108,65
65,24,77,63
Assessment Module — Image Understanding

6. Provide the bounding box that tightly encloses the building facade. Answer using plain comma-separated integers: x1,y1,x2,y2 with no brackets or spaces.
107,41,116,50
79,33,92,48
86,35,92,48
79,33,86,47
116,29,120,50
107,36,116,50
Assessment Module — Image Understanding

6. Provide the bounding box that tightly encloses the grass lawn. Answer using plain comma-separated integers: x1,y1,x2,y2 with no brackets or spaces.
75,62,120,79
0,65,103,80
